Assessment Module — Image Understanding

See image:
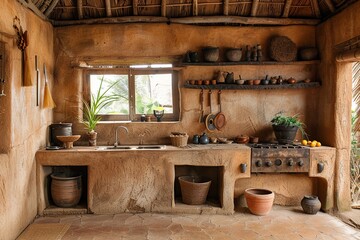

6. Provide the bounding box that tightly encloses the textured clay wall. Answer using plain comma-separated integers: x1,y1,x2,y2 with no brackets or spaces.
317,1,360,211
54,24,318,145
0,0,54,239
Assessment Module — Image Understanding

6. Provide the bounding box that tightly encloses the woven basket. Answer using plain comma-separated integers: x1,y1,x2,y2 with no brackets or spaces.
269,36,297,62
170,134,188,147
179,176,212,205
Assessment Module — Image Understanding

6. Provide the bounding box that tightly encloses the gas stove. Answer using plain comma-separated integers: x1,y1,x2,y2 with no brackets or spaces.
249,143,310,173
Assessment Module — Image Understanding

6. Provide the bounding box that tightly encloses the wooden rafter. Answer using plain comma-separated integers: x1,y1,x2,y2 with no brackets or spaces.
52,15,320,26
40,0,51,12
193,0,198,16
77,0,83,19
105,0,112,17
223,0,229,16
310,0,321,18
324,0,335,12
251,0,259,17
17,0,48,20
44,0,60,16
161,0,166,17
282,0,293,18
133,0,138,16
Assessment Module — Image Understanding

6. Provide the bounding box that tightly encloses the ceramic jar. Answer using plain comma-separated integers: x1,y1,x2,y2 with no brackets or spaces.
245,188,275,216
226,48,242,62
301,195,321,214
203,47,219,62
199,133,209,144
51,173,82,208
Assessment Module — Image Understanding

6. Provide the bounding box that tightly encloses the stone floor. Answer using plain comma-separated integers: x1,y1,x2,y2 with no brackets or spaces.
31,206,360,240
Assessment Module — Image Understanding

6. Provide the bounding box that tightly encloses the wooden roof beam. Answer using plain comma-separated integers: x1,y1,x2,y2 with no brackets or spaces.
310,0,321,18
193,0,198,16
17,0,48,21
133,0,138,16
40,0,51,12
324,0,335,12
251,0,259,17
77,0,83,19
45,0,60,16
161,0,166,17
282,0,292,18
224,0,229,16
105,0,112,17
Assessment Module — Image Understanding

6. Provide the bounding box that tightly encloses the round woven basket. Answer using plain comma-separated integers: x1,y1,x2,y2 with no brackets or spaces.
170,134,188,147
179,176,211,205
269,36,297,62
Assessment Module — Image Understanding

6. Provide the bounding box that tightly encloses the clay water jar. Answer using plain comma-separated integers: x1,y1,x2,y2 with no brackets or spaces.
51,173,82,208
245,188,274,216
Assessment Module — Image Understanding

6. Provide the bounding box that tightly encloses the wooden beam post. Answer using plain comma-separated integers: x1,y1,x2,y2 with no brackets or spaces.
40,0,51,13
133,0,138,16
77,0,83,19
16,0,48,21
251,0,259,17
193,0,198,16
223,0,229,16
105,0,112,17
324,0,335,12
310,0,321,18
282,0,292,18
161,0,167,17
45,0,60,16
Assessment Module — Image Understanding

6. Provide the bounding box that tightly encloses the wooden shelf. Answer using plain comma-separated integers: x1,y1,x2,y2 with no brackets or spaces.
179,60,320,67
184,82,321,90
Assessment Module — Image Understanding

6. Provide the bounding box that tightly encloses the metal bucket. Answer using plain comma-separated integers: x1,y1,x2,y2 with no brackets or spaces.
49,123,72,146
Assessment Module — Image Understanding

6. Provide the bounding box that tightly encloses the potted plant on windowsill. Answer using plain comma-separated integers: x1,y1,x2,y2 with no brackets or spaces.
271,112,306,144
81,76,118,146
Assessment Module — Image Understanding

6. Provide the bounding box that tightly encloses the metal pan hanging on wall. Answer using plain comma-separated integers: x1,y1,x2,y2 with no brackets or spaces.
214,90,226,130
205,90,216,132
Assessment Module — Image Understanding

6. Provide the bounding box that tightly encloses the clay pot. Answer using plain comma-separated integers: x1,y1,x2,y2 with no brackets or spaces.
226,48,242,62
301,195,321,214
245,188,275,216
87,131,97,146
203,47,219,62
51,173,82,208
272,125,298,144
253,79,261,85
299,47,318,60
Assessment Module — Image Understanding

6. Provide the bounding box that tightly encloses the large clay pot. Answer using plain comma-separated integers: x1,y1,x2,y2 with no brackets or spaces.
272,125,298,144
226,48,242,62
203,47,219,62
51,173,82,208
301,195,321,214
245,188,275,216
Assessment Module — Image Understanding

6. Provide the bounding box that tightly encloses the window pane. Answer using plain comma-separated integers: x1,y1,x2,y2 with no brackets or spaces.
90,74,129,115
134,74,173,114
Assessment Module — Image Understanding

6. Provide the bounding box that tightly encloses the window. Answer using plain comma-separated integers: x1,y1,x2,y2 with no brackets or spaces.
84,64,179,122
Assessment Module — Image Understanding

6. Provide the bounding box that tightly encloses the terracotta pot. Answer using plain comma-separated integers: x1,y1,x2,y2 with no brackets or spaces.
245,188,275,216
51,173,82,208
87,131,97,146
301,195,321,214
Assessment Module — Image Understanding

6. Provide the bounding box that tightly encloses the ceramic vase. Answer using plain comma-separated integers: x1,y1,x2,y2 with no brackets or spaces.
245,188,275,216
301,195,321,214
88,131,97,146
51,173,82,208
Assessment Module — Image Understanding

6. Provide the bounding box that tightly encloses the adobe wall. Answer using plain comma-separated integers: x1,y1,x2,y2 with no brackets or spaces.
0,0,54,239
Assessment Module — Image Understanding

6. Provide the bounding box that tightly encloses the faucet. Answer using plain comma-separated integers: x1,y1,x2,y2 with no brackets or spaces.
114,126,129,147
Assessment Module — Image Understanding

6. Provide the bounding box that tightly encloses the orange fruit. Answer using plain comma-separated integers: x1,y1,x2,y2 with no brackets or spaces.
310,141,317,147
301,140,308,146
316,142,321,147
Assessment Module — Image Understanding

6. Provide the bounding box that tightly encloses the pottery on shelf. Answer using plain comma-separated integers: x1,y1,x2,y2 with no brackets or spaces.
226,48,242,62
203,46,219,62
51,173,82,208
56,135,81,149
301,195,321,214
245,188,275,216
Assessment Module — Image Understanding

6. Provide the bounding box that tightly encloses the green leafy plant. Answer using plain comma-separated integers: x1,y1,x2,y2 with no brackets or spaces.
271,112,307,138
81,77,119,132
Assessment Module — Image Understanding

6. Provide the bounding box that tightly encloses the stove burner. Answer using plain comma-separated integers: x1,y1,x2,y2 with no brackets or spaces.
249,143,304,149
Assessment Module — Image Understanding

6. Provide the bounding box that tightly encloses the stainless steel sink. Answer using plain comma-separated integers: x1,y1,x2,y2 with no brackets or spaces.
97,145,166,150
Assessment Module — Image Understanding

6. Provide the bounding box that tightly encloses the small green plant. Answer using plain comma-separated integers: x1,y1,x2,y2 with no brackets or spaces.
81,77,119,132
271,112,307,138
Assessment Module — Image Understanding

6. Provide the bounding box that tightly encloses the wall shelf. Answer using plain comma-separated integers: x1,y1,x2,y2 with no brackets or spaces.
179,60,320,67
184,82,321,90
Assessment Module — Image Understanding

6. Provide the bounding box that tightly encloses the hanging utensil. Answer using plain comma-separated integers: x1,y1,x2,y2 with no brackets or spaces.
205,90,216,132
43,64,56,109
214,90,226,130
35,55,40,106
199,89,204,123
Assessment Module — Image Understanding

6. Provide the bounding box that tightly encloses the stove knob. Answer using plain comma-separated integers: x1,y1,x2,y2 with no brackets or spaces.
256,160,262,167
288,159,294,166
298,160,304,166
275,159,282,166
265,161,273,167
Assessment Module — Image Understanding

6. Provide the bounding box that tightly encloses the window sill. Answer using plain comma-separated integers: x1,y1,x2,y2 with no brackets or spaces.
98,121,181,124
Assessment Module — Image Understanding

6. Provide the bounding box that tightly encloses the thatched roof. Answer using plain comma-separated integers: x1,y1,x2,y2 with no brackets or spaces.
18,0,359,26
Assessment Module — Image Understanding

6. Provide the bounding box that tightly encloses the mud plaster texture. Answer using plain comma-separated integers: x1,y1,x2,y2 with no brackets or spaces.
0,0,54,239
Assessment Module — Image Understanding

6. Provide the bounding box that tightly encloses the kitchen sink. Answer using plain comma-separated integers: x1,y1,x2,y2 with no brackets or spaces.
97,145,166,150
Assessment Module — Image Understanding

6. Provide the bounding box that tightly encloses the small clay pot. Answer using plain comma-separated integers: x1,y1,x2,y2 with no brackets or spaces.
287,77,297,84
226,48,243,62
246,80,254,85
203,80,210,85
203,46,219,62
189,80,195,85
301,195,321,214
245,188,275,216
253,79,261,85
236,79,245,85
261,79,269,85
196,80,203,85
211,80,217,85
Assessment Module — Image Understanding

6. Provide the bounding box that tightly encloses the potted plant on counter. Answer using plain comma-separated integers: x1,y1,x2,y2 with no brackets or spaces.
81,76,119,146
271,112,306,144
